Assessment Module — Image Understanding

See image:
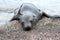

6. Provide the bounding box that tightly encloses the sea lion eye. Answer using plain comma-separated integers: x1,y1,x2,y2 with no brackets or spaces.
30,20,33,23
33,15,35,17
21,22,24,25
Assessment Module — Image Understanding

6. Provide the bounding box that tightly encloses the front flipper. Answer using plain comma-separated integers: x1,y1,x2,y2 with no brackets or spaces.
10,15,20,21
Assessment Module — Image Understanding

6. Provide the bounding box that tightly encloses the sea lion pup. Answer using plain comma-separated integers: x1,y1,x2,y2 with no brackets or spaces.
10,3,43,31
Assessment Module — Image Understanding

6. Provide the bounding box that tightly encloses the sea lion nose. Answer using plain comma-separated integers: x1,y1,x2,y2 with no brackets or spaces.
23,26,32,31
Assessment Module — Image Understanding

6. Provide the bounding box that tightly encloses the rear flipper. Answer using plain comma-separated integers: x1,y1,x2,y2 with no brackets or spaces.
43,13,60,18
42,10,60,18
